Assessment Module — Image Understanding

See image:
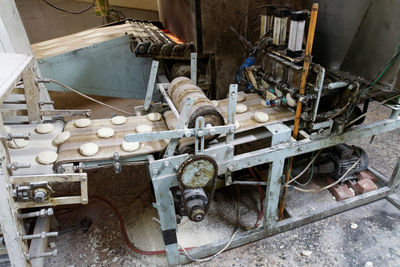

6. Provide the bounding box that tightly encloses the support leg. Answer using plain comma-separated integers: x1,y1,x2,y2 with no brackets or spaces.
152,178,179,265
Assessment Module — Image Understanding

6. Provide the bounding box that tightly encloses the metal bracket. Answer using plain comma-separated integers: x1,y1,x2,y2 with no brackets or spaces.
226,84,238,144
191,52,197,85
113,152,122,174
194,117,205,155
144,60,159,112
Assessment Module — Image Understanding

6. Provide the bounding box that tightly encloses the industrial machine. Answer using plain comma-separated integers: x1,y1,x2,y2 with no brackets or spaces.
1,1,400,266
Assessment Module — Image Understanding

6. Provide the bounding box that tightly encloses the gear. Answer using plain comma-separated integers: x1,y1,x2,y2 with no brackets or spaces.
177,155,218,189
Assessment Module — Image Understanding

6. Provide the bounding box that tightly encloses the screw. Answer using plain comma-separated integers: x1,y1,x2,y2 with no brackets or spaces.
152,168,159,175
174,165,179,171
228,166,234,172
164,161,169,167
81,176,87,181
34,191,46,203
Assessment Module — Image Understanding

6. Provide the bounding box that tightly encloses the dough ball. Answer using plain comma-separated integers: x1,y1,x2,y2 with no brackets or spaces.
53,131,70,145
121,140,140,152
254,112,269,123
74,118,91,128
261,99,268,107
236,104,248,114
286,93,296,107
37,151,58,165
275,88,283,97
8,139,28,149
79,143,99,157
211,100,219,107
237,92,246,102
146,112,162,122
234,120,241,130
136,124,152,133
111,116,127,125
97,127,114,138
36,123,54,134
4,126,11,133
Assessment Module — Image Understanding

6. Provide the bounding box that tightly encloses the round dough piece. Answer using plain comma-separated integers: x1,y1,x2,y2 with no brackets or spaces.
79,143,99,157
36,123,54,134
74,118,91,128
236,104,248,114
254,112,269,123
261,99,268,107
8,139,28,149
146,112,162,122
53,131,70,145
111,116,127,125
121,141,140,152
286,93,297,107
136,124,152,133
97,127,114,138
275,88,283,97
234,120,241,130
211,100,219,107
237,92,246,102
37,151,58,165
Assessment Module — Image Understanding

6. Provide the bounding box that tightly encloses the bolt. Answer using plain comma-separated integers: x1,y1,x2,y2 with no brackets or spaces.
185,130,192,137
34,191,46,203
228,166,234,172
81,176,87,181
164,161,169,167
152,168,159,175
197,130,203,137
174,165,179,171
195,171,201,177
230,127,235,133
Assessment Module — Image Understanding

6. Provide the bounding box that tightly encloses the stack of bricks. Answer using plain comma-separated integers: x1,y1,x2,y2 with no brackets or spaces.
329,170,378,201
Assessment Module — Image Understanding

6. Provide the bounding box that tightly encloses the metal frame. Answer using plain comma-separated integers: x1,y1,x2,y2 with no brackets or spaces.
130,75,400,264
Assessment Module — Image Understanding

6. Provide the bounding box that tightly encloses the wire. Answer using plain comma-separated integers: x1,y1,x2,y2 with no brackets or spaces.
286,150,322,185
41,0,95,15
179,183,242,262
344,93,400,127
41,78,134,115
91,195,195,255
286,156,361,193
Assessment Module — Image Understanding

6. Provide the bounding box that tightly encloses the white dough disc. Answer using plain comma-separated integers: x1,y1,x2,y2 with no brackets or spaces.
261,99,268,107
111,116,127,125
36,123,54,134
37,151,58,165
237,92,246,102
286,93,297,107
121,141,140,152
79,143,99,157
146,112,162,122
254,112,269,123
211,100,219,107
234,120,241,130
4,126,11,133
74,118,91,128
97,127,115,138
8,139,28,149
53,131,70,145
136,124,152,133
236,104,248,114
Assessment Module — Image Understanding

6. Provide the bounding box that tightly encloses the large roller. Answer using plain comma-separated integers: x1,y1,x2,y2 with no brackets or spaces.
167,77,224,129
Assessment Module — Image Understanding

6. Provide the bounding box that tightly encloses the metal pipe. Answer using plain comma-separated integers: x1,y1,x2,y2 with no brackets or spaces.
22,231,58,240
280,3,319,220
327,81,349,90
232,181,267,186
312,66,326,122
17,208,53,219
157,83,180,119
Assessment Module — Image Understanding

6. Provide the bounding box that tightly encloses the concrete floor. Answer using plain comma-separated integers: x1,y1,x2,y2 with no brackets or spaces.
44,93,400,266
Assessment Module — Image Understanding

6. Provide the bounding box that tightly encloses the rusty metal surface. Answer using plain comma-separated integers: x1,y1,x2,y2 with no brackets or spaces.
56,116,168,164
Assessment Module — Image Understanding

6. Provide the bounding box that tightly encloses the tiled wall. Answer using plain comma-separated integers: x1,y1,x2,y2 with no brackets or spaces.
15,0,158,44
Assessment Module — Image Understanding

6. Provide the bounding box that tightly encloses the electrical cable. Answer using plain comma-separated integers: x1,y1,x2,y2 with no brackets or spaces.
40,78,134,115
344,92,400,127
179,184,242,262
91,195,195,255
41,0,95,15
286,150,322,185
286,156,361,193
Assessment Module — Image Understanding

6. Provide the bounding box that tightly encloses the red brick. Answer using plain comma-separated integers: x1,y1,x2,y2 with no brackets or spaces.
357,171,378,183
349,178,378,195
327,178,355,201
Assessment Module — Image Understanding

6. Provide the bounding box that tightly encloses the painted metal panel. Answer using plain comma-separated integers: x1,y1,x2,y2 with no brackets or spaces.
37,35,153,99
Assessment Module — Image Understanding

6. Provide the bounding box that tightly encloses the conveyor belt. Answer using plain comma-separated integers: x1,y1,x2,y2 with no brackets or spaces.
56,116,168,165
7,122,63,175
163,93,294,133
